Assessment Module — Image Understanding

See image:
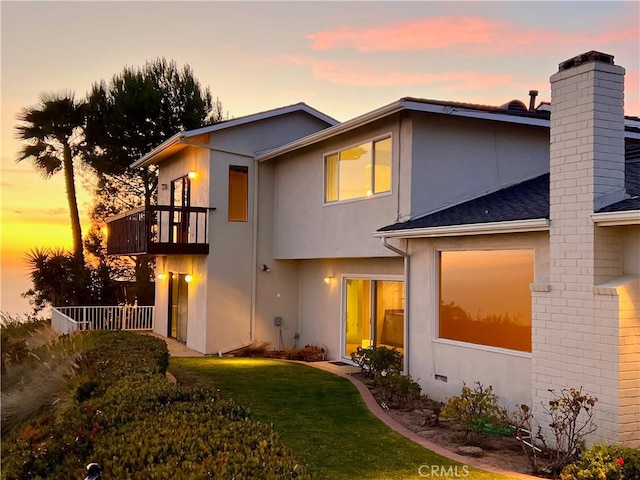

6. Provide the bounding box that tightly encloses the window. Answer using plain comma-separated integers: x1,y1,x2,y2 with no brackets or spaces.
344,278,404,359
325,137,391,203
438,249,534,352
228,166,248,222
170,176,191,243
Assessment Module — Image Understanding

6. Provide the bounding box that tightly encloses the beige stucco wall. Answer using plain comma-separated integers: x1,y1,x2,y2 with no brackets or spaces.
406,231,549,408
296,257,405,359
272,117,405,259
409,114,549,218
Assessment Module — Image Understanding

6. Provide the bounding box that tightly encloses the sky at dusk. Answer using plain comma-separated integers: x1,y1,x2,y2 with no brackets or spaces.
1,1,639,316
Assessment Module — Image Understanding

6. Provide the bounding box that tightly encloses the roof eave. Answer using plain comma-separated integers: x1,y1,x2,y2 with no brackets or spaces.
373,218,550,239
131,132,184,169
591,210,640,226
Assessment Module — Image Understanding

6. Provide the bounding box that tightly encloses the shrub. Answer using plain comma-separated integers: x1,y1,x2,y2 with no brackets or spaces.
514,387,599,475
350,345,402,377
441,382,509,444
1,330,311,480
560,444,640,480
376,370,422,409
282,344,327,362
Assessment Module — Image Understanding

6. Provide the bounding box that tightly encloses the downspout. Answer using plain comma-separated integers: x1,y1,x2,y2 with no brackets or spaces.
380,237,410,374
250,158,259,342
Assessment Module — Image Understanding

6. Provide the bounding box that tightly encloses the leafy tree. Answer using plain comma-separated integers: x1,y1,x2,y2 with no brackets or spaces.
22,248,120,313
83,58,225,305
84,57,224,207
15,92,88,262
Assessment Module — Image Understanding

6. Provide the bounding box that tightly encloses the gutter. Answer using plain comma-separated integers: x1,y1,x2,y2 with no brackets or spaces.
591,210,640,226
373,218,550,239
250,158,259,343
380,237,410,374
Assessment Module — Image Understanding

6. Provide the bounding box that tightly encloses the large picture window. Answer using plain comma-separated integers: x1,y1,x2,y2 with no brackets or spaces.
325,137,391,203
438,249,534,352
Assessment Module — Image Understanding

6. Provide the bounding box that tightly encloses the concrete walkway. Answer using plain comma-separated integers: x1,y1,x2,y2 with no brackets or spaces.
150,334,538,480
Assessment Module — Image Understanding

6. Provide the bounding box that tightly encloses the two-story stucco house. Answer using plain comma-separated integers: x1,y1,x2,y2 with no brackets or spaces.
107,51,639,446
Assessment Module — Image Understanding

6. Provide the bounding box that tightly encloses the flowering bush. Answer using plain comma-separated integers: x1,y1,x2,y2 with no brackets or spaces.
560,444,640,480
350,345,402,377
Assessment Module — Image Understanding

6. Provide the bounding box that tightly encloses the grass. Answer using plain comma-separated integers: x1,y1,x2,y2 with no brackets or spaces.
170,357,519,480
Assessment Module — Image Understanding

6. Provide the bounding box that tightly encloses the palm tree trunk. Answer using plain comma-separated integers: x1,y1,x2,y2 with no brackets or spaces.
62,142,84,263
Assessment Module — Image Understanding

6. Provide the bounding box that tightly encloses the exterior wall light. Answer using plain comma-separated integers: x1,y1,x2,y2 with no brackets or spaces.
188,171,197,179
157,273,166,280
185,274,193,283
323,275,334,284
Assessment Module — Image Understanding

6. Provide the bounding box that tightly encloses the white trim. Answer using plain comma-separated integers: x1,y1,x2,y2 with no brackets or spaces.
256,99,553,162
432,338,532,359
132,103,337,168
339,274,405,362
591,210,640,226
373,218,550,239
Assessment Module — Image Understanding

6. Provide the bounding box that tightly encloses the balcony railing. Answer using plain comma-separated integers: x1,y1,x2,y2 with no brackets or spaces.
106,205,209,256
52,305,155,335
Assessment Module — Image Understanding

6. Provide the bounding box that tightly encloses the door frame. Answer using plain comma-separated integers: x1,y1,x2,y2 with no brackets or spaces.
340,273,405,363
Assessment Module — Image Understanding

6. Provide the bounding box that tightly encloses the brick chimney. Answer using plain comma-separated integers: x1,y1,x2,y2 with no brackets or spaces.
530,51,629,446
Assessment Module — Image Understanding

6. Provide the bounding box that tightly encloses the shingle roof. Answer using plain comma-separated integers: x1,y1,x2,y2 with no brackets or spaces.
379,148,640,232
597,143,640,212
378,174,550,232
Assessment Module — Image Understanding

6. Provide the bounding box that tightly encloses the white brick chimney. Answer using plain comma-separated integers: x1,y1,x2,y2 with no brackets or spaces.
530,52,638,447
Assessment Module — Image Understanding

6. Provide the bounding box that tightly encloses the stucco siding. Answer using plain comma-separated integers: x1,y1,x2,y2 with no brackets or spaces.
297,257,404,360
407,232,549,409
409,114,549,218
273,118,403,259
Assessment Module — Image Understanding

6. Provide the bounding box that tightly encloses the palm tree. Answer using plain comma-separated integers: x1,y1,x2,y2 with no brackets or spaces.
16,91,87,262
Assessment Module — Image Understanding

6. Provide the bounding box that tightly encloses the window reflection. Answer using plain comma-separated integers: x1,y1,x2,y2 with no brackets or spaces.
439,249,534,352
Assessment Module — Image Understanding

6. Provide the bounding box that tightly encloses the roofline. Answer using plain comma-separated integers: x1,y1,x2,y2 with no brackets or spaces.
373,218,550,239
131,103,338,169
257,101,640,162
591,210,640,226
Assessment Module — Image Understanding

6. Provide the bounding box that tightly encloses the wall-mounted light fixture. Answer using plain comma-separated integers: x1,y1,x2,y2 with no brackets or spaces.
157,273,166,280
259,264,271,272
185,274,193,283
188,171,197,180
323,275,334,284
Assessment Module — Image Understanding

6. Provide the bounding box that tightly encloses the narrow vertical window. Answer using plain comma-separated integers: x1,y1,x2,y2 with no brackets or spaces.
325,153,339,202
373,137,391,194
228,166,248,222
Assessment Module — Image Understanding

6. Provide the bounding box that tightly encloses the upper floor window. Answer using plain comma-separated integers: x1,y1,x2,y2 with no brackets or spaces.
324,136,391,203
228,165,248,222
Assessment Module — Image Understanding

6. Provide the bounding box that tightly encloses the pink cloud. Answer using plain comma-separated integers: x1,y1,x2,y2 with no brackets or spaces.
307,17,640,55
308,17,501,52
279,55,512,90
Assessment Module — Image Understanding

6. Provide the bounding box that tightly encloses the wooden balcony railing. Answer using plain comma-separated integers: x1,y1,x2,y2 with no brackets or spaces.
106,205,209,256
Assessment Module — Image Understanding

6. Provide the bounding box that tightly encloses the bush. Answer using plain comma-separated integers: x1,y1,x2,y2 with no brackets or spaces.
350,345,402,377
441,382,509,443
1,330,311,480
282,344,327,362
376,370,422,409
560,444,640,480
514,387,599,475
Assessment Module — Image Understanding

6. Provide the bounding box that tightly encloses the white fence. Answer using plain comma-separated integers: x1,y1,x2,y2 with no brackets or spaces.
51,306,155,334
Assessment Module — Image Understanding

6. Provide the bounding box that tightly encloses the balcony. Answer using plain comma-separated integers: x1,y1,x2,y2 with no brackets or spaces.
106,205,209,256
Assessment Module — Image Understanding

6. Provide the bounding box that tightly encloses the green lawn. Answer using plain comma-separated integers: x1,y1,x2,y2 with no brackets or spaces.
170,357,518,480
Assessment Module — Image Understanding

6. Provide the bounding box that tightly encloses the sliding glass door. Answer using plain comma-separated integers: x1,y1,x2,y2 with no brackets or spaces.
343,277,404,359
